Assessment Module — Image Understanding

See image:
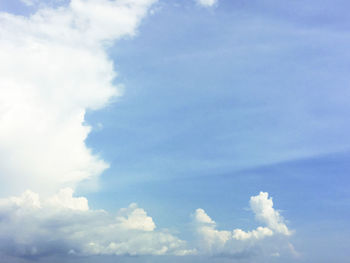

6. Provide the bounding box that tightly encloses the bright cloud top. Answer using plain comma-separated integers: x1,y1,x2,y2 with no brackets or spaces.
0,190,292,259
0,0,158,195
195,0,218,7
250,192,291,236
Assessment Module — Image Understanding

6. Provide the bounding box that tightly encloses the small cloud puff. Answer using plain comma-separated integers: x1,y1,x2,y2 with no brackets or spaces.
194,208,216,224
116,203,156,232
250,192,291,236
195,0,218,7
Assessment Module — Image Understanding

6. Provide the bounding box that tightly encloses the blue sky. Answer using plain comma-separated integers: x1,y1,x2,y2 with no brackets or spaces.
87,0,350,182
85,2,350,259
0,0,349,262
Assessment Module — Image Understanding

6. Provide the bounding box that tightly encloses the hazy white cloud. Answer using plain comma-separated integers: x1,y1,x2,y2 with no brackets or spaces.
193,192,291,255
20,0,37,6
0,0,157,195
195,0,218,7
20,0,66,6
0,189,193,258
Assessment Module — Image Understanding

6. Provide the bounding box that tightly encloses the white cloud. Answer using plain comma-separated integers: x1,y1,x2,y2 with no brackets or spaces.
193,192,291,255
0,190,294,260
0,189,194,258
195,0,218,7
47,188,89,211
233,226,273,241
0,0,158,196
194,208,216,224
250,192,291,235
116,203,156,232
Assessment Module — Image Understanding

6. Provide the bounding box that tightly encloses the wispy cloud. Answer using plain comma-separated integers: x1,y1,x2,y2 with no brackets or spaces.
195,0,218,8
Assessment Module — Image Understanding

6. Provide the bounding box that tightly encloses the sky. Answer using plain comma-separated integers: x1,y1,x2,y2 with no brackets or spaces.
0,0,349,262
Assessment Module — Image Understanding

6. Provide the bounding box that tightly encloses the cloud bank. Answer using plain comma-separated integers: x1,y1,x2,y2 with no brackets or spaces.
0,190,293,260
0,188,193,258
0,0,157,195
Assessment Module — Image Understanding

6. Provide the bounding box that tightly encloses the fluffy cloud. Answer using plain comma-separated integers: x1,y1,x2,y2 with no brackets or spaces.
195,0,218,7
0,190,294,260
0,189,193,258
116,203,156,232
0,0,158,196
193,192,291,255
250,192,291,236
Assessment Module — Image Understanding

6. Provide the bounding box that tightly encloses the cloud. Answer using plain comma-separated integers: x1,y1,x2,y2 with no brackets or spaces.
195,0,218,7
116,203,156,232
0,190,294,260
19,0,38,6
194,208,216,224
193,192,291,256
0,0,158,195
0,189,194,258
250,192,291,236
20,0,66,6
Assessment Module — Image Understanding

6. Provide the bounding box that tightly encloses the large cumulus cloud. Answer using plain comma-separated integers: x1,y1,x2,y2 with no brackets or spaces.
0,0,158,195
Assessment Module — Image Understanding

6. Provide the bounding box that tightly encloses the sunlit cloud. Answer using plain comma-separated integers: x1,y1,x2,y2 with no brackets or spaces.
0,0,157,195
